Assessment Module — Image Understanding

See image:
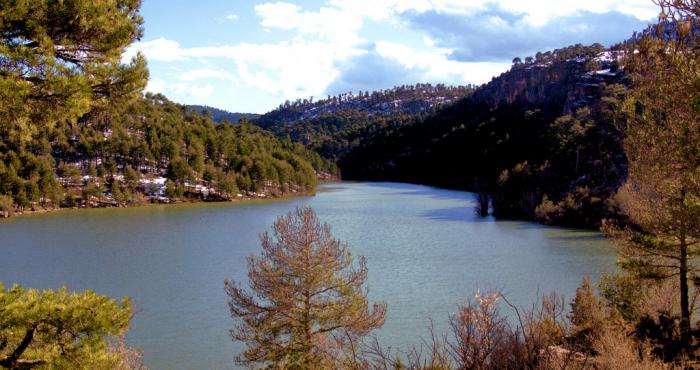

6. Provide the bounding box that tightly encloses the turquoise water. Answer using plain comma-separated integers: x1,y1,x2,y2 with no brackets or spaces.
0,182,616,369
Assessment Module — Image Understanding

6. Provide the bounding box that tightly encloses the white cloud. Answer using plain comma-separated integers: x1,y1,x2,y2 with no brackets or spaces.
253,1,364,45
145,78,214,98
145,78,166,94
188,84,214,97
127,37,363,99
123,37,185,62
375,41,510,85
125,0,658,112
125,0,372,101
177,68,238,83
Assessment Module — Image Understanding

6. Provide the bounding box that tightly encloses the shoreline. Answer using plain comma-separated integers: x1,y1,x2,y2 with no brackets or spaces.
1,187,325,220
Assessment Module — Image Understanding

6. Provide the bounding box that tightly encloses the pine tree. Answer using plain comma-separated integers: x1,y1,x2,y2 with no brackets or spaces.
0,283,132,369
609,0,700,348
568,276,607,351
225,206,387,368
0,0,147,149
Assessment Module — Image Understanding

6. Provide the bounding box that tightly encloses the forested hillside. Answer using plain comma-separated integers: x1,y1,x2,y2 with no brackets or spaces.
0,92,335,215
253,84,475,160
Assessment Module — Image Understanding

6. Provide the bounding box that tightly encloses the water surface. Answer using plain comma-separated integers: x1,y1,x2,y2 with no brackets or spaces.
0,182,616,369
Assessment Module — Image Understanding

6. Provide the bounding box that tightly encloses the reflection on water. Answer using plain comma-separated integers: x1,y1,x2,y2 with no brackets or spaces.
0,182,616,370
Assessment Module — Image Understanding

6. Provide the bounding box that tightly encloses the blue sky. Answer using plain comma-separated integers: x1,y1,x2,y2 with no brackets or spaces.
124,0,658,113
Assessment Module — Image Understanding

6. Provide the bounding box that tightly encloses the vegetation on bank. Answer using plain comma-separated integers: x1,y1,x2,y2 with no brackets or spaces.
223,206,678,369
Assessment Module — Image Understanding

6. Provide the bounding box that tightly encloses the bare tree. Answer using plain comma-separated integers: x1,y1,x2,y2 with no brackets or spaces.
447,291,517,370
225,206,387,368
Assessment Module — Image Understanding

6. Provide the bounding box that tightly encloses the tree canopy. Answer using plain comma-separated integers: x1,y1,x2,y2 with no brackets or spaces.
0,283,132,369
0,0,148,149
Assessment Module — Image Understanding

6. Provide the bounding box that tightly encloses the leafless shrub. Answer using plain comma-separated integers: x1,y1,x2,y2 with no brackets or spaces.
446,291,522,369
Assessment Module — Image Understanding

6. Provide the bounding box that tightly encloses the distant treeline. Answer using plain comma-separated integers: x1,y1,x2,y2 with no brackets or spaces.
187,105,260,123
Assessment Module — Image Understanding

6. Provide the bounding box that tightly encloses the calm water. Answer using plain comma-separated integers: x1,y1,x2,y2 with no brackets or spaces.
0,182,616,369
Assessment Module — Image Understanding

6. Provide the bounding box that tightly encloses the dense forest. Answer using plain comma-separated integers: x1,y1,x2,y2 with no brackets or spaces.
256,83,475,125
0,92,334,215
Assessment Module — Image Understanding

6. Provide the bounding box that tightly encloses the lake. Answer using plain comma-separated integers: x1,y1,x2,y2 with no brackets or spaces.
0,182,617,369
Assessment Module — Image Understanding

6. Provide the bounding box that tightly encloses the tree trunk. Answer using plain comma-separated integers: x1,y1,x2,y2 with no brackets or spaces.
680,234,691,348
0,328,35,368
475,177,489,217
478,190,489,217
304,293,313,367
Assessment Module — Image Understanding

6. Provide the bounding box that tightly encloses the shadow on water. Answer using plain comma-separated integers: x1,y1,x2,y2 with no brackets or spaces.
396,189,475,202
361,182,473,200
422,206,497,223
509,222,602,234
548,233,607,242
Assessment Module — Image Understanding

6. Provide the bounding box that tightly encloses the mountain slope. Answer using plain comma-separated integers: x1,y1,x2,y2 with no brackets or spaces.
253,83,475,160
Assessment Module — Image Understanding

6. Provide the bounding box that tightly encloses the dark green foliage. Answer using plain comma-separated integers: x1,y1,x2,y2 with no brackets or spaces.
69,94,332,198
0,0,145,211
512,43,606,67
0,91,334,211
634,313,699,362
